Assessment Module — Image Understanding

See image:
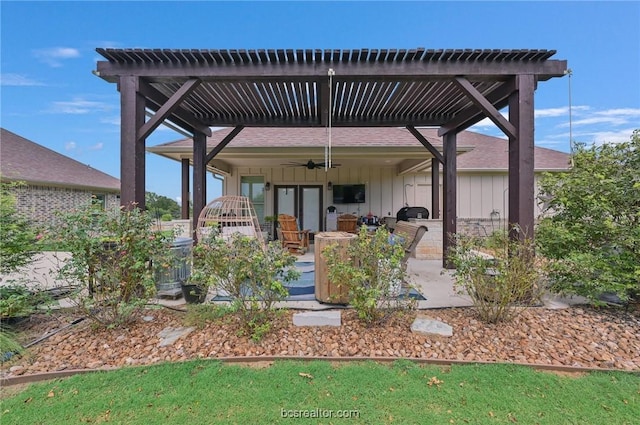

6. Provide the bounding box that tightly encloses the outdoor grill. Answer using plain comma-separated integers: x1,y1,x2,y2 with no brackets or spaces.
396,207,429,222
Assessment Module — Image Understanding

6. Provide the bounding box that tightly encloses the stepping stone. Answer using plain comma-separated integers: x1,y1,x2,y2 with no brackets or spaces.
293,311,341,327
411,317,453,337
157,326,195,347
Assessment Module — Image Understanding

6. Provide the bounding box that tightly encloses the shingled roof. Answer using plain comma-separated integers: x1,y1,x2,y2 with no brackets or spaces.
0,128,120,191
150,127,570,172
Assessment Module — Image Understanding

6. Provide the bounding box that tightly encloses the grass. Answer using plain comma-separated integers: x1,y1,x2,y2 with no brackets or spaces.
1,360,638,424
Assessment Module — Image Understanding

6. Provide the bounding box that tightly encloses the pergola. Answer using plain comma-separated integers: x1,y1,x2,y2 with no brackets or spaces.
95,48,567,266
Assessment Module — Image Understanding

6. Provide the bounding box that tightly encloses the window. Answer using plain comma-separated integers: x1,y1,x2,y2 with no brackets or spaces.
240,176,265,222
92,193,106,210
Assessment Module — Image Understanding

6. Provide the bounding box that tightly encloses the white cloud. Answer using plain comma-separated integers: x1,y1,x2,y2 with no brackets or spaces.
594,108,640,117
535,105,589,118
33,47,81,67
176,196,182,206
535,107,569,118
568,116,629,126
0,73,44,86
589,128,637,145
558,107,640,128
64,141,104,155
49,97,110,114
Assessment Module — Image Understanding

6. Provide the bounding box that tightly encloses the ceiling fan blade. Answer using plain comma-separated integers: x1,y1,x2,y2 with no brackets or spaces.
314,162,341,168
279,159,340,169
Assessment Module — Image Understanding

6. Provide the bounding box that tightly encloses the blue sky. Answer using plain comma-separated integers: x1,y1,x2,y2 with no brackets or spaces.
2,1,639,203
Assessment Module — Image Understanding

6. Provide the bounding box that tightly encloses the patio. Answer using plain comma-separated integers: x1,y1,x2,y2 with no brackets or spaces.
150,242,580,311
3,245,583,312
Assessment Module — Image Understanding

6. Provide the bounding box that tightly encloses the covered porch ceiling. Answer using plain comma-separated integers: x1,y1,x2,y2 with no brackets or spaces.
146,126,475,176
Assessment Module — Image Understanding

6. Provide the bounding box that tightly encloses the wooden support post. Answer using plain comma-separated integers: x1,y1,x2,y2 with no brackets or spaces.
181,158,190,219
508,74,536,241
431,157,440,219
442,132,457,269
192,132,207,238
119,75,146,210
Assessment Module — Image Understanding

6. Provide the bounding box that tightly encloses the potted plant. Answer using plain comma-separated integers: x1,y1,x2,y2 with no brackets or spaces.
184,233,216,304
262,215,278,241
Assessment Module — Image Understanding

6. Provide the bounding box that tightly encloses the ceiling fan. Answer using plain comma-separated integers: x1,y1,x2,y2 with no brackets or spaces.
281,159,341,169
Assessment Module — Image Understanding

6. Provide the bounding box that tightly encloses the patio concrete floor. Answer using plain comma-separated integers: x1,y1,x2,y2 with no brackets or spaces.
1,247,586,312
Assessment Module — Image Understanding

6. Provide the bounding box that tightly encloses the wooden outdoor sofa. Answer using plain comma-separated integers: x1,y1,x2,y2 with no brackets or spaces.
392,220,428,267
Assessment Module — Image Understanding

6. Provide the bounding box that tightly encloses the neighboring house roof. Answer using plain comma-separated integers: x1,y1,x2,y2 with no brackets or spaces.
0,128,120,192
150,127,570,172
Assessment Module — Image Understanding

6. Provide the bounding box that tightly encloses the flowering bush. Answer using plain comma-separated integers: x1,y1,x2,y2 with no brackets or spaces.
48,204,174,327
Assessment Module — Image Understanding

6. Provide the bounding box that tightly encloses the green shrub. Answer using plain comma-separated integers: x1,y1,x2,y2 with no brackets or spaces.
0,326,23,361
189,232,299,339
0,284,54,320
0,181,40,274
323,225,416,324
47,205,175,328
183,303,237,328
536,130,640,304
448,228,542,324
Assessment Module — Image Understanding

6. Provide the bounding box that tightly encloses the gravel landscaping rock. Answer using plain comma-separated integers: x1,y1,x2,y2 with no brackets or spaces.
2,305,639,378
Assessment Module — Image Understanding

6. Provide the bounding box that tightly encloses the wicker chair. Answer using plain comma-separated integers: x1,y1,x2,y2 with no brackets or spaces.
337,214,358,233
277,214,310,254
196,196,265,246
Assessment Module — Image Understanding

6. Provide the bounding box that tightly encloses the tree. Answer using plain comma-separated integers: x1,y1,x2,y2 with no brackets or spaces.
145,191,181,220
536,130,640,303
0,181,40,274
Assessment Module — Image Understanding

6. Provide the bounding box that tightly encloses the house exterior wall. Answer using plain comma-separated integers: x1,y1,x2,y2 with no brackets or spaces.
225,166,547,231
9,184,119,226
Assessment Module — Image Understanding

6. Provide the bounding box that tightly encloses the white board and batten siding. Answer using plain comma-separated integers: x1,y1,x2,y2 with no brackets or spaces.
226,166,546,224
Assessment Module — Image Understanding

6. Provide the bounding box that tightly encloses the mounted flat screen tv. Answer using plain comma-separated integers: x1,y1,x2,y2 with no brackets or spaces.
332,184,366,204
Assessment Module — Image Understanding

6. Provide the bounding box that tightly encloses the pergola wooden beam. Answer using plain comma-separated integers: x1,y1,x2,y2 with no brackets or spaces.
508,74,536,240
406,125,444,164
119,75,146,210
138,80,212,137
97,58,566,80
138,78,203,141
442,132,457,268
451,77,517,139
438,78,515,136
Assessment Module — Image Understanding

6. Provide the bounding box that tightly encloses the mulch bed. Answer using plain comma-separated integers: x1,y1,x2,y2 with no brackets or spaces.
3,304,640,378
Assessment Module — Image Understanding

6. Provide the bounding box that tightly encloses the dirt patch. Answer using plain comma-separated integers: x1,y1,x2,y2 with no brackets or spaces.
0,382,31,400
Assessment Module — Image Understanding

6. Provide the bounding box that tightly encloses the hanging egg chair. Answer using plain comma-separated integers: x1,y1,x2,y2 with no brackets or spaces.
196,195,265,245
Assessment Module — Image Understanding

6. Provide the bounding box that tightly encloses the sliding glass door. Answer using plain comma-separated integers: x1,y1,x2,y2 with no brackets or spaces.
274,185,323,235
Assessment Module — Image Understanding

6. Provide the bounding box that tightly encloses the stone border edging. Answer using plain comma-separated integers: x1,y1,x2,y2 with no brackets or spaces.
3,356,633,387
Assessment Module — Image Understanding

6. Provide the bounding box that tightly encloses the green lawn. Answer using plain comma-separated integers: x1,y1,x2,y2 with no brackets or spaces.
1,360,638,424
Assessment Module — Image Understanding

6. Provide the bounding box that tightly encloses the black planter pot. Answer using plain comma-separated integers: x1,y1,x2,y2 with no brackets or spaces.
181,284,207,304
